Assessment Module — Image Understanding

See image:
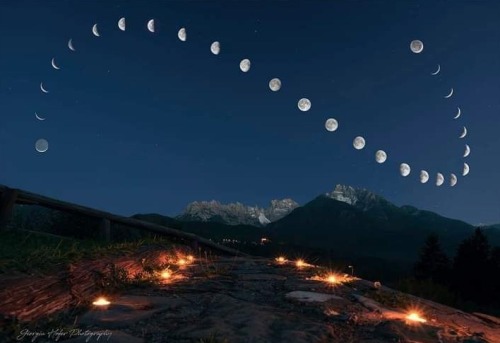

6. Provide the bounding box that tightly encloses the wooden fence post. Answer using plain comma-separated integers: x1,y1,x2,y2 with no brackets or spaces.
99,218,111,242
0,188,18,230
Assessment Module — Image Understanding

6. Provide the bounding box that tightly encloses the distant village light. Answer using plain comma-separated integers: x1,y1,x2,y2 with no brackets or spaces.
275,256,287,264
92,297,111,308
406,312,427,324
160,270,172,279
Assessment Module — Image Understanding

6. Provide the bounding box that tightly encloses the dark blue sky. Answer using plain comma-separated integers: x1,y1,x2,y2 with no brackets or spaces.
1,0,500,224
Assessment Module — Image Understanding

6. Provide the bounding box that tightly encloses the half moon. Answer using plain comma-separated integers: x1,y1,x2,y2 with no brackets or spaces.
454,107,461,119
444,88,454,99
463,163,470,176
420,170,429,184
436,172,444,186
210,41,220,55
464,144,470,158
450,173,458,187
92,24,100,37
40,82,49,94
118,17,126,31
51,58,60,70
68,39,76,51
178,27,187,41
35,112,46,121
431,64,441,75
147,19,155,33
459,126,467,139
400,163,411,177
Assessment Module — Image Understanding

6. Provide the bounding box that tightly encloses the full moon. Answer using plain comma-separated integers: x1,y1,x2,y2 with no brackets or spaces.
325,118,338,132
410,40,423,53
240,59,251,72
400,163,411,177
269,78,282,92
178,27,187,41
375,150,387,164
210,41,220,55
420,170,429,184
353,136,366,150
35,138,49,153
297,98,311,112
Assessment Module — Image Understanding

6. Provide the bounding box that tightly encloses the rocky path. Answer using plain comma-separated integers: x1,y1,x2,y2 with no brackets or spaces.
18,256,500,343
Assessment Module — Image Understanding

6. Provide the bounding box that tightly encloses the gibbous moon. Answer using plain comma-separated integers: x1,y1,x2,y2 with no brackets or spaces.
450,173,458,187
147,19,155,33
178,27,187,41
463,162,470,176
431,64,440,75
210,41,220,55
420,170,429,184
40,82,49,94
436,172,444,186
375,150,387,164
454,107,461,119
459,126,467,139
297,98,311,112
325,118,338,132
410,40,424,53
464,144,471,158
51,58,60,70
92,24,100,37
240,59,251,72
118,17,126,31
444,88,454,99
68,38,76,51
35,112,46,121
400,163,411,177
353,136,366,150
269,78,281,92
35,138,49,153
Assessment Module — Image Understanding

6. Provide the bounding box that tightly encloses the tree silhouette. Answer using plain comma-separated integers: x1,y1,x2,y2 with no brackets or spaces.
414,234,451,285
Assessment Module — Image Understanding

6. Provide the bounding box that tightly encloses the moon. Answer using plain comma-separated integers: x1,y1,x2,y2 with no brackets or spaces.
269,78,281,92
35,112,46,121
454,107,461,119
35,138,49,153
68,39,76,51
400,163,411,177
375,150,387,164
240,59,251,72
147,19,155,33
450,173,458,187
463,163,470,176
40,82,49,94
353,136,366,150
92,24,100,37
178,27,187,41
420,170,429,184
325,118,338,132
51,58,60,70
431,64,441,75
464,144,471,158
410,40,424,53
444,88,454,99
118,17,126,31
459,126,467,139
297,98,311,112
210,41,220,55
436,173,444,186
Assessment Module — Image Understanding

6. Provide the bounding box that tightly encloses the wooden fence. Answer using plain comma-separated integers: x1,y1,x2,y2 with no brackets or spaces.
0,184,246,256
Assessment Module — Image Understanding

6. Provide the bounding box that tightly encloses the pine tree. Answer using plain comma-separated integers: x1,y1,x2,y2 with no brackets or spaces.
414,234,451,284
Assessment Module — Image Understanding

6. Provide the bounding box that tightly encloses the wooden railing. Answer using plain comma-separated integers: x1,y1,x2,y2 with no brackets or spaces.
0,184,247,256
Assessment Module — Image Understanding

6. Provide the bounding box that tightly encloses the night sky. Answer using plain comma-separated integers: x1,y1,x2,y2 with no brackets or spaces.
1,1,500,225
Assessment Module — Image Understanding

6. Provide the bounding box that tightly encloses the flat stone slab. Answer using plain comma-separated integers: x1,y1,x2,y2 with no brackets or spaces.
285,291,344,303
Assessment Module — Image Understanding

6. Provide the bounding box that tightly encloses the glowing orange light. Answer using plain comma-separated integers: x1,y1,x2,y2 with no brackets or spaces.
178,258,188,265
160,270,172,279
92,297,110,306
326,274,337,284
406,312,427,324
275,256,287,263
295,259,307,268
186,255,194,262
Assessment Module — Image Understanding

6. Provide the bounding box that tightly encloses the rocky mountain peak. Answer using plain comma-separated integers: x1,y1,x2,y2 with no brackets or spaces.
326,184,390,212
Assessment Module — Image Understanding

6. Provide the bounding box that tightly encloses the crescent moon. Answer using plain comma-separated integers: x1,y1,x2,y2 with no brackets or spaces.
431,64,441,75
35,112,46,121
444,88,454,99
118,17,126,31
147,19,155,33
40,82,49,94
459,126,467,139
450,173,457,187
51,58,60,70
68,39,76,51
463,162,470,176
464,144,470,158
92,24,100,37
454,107,461,119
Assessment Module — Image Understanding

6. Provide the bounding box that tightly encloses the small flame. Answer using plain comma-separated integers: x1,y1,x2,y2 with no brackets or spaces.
406,312,427,323
92,297,110,306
